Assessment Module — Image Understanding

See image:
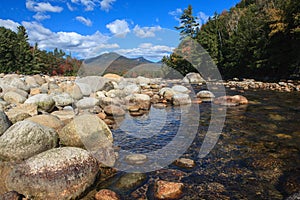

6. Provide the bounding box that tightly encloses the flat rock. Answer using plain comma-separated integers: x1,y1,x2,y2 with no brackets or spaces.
6,147,99,200
0,121,58,161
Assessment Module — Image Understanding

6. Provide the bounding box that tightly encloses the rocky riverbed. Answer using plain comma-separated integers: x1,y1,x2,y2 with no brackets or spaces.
0,72,299,199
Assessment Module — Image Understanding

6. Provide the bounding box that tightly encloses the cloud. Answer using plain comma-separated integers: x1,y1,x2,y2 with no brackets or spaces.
168,8,183,16
133,25,162,38
26,0,63,13
197,11,209,26
21,21,117,58
33,12,51,21
0,19,21,32
71,0,98,11
100,0,116,12
67,2,76,11
116,43,174,61
76,16,92,26
106,19,130,38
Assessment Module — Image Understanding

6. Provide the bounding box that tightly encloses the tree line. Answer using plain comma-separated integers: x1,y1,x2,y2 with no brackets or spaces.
163,0,300,80
0,26,81,75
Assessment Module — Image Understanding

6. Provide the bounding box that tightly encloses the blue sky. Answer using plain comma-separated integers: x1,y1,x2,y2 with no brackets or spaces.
0,0,240,61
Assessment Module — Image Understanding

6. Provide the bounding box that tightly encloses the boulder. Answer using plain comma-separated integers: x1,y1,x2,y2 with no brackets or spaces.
172,93,191,106
172,85,190,94
61,82,83,100
6,147,99,200
5,110,31,124
33,74,45,85
76,76,109,93
174,158,196,169
52,93,74,107
104,105,125,116
155,180,184,199
76,97,99,109
0,111,11,136
25,94,55,112
123,84,140,95
51,110,75,123
0,121,58,161
183,72,205,84
214,95,248,106
95,189,120,200
3,91,27,104
103,73,122,83
25,115,64,131
25,76,39,88
125,94,151,110
159,87,175,101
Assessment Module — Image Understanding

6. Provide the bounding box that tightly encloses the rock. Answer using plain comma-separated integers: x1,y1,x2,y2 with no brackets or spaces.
104,105,125,116
58,114,115,166
286,192,300,200
61,82,83,100
51,110,75,123
76,82,92,96
8,103,38,117
172,93,191,106
196,90,215,99
52,93,74,107
123,84,140,95
183,72,205,84
0,121,58,161
76,97,99,109
33,74,45,85
125,94,151,110
106,89,125,98
0,191,23,200
155,180,184,199
25,76,39,88
0,111,11,136
2,76,29,91
6,147,99,200
76,76,109,93
95,189,120,200
25,94,55,112
174,158,196,169
115,173,147,191
3,91,26,104
103,73,122,83
25,115,64,131
136,76,151,85
125,153,148,165
214,95,248,106
30,87,41,96
5,110,31,124
172,85,190,94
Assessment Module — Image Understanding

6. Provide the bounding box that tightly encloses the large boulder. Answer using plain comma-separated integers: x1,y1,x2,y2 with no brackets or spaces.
25,94,55,112
25,114,64,131
6,147,99,200
0,121,58,161
125,94,151,110
2,75,29,91
76,76,110,93
60,82,83,100
3,91,27,104
0,111,11,136
52,93,74,107
172,85,190,94
159,87,175,101
172,93,191,106
76,97,99,109
104,105,125,116
183,72,205,84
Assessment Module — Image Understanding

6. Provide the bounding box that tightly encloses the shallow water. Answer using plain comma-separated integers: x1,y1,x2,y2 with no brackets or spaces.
109,88,300,199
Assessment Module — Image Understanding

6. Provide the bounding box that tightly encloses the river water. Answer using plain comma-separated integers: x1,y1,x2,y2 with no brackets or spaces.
106,87,300,200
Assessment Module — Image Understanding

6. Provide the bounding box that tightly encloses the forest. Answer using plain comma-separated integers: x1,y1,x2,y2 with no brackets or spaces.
0,0,299,80
163,0,300,80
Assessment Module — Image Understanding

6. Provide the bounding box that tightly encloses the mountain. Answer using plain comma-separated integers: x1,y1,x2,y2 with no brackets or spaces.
79,52,164,77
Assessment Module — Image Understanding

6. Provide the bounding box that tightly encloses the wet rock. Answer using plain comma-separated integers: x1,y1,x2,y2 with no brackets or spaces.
76,97,99,109
25,94,55,112
172,85,190,94
25,114,64,130
52,93,74,107
155,180,184,200
196,90,215,99
95,189,120,200
172,93,191,106
269,114,285,121
0,121,58,161
3,91,26,104
183,72,205,84
6,147,99,200
125,94,151,110
174,158,196,169
214,95,248,106
0,111,11,136
125,153,148,165
115,173,147,191
104,105,125,116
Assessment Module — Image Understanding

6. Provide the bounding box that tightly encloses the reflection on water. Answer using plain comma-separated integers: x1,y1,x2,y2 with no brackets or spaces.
111,88,300,199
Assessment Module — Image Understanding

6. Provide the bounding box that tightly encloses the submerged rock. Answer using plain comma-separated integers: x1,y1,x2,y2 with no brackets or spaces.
95,189,120,200
0,121,58,161
155,180,184,199
6,147,99,200
214,95,248,106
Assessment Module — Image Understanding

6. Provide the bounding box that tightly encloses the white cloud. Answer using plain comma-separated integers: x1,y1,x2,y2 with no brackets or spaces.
106,19,130,38
116,43,174,61
67,2,76,11
26,0,63,13
0,19,20,32
21,21,115,58
133,25,162,38
197,11,209,26
33,12,51,21
100,0,116,12
71,0,98,11
76,16,92,26
168,8,183,16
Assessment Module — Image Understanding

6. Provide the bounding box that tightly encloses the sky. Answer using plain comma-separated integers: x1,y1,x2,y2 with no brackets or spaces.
0,0,240,61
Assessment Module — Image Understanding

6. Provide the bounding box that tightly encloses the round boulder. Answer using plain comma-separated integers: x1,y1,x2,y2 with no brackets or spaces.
24,94,55,112
0,121,58,161
6,147,99,200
